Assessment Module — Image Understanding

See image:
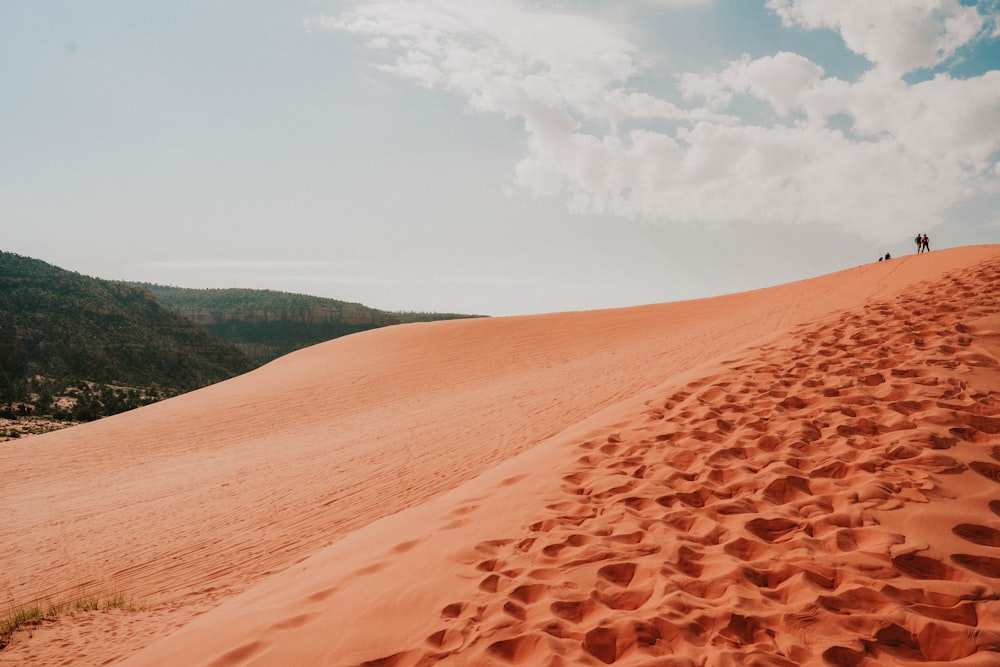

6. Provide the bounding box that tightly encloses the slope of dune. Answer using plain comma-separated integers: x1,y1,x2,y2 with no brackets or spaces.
3,246,1000,666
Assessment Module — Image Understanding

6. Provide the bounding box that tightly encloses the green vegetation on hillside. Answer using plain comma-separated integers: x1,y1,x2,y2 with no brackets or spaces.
134,283,484,364
0,250,484,437
0,252,257,428
394,311,483,324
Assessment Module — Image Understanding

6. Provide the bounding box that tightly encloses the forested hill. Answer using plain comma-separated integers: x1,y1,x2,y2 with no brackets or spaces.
0,251,256,424
134,283,483,364
0,250,482,435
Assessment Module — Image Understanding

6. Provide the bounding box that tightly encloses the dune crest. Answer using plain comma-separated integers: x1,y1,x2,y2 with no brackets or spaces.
409,262,1000,666
3,246,1000,665
126,251,1000,666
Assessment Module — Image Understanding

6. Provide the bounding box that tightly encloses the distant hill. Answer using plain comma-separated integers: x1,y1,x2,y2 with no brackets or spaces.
0,250,483,437
0,251,257,428
133,283,483,364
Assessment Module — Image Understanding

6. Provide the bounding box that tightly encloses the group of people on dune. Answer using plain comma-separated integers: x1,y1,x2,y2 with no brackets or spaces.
879,233,930,262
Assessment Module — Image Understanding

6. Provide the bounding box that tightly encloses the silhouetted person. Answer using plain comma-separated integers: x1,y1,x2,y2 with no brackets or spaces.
915,234,923,253
921,234,929,252
885,252,891,260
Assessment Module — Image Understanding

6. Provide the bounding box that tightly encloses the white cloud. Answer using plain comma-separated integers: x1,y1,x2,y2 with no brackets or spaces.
673,50,1000,237
514,117,979,239
744,52,825,117
765,0,986,77
680,51,824,116
319,1,639,117
321,1,1000,242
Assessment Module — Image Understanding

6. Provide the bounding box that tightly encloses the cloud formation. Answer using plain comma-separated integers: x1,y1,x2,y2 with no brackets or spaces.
766,0,987,77
322,0,1000,240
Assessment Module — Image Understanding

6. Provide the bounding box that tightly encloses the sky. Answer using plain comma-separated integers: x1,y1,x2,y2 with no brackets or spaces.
3,0,1000,317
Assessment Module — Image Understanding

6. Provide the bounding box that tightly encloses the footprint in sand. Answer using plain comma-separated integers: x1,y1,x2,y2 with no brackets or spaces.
950,554,1000,578
485,634,544,662
596,561,636,586
440,601,465,619
817,586,892,615
425,628,464,651
205,640,269,667
951,523,1000,547
970,460,1000,483
891,552,959,580
745,517,801,543
989,499,1000,517
550,597,598,624
269,612,319,631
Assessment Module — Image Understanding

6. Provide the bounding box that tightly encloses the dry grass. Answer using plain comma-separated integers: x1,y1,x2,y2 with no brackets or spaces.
1,586,145,649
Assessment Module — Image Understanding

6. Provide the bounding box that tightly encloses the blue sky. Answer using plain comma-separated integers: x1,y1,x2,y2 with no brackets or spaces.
3,1,999,316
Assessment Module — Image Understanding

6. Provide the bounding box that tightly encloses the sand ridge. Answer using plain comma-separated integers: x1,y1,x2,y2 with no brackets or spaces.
4,246,1000,665
115,249,1000,666
404,262,1000,665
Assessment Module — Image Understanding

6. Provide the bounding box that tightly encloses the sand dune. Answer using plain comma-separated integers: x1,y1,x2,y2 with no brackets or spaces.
3,246,1000,665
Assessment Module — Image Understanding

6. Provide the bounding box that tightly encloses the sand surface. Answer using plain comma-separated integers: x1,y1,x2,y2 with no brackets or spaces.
3,246,1000,665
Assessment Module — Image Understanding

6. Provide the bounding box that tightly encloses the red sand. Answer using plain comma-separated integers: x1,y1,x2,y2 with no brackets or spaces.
4,246,1000,665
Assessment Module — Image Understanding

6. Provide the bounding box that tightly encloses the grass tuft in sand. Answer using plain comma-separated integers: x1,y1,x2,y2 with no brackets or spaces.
1,586,145,649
